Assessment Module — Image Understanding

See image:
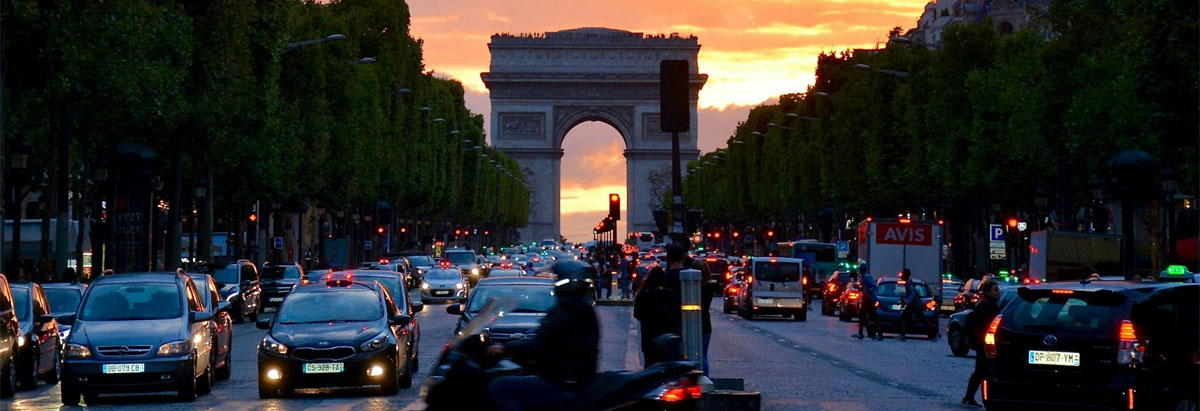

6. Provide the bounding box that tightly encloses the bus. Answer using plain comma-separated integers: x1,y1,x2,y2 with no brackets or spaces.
631,232,656,250
776,241,842,279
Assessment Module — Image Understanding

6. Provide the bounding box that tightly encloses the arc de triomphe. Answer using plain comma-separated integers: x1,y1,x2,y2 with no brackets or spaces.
482,28,707,242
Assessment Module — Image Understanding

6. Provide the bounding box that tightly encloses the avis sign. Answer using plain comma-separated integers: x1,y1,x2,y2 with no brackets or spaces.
874,223,933,246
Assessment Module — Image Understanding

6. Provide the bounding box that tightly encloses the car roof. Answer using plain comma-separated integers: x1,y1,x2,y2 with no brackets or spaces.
41,282,85,290
294,280,380,294
344,270,404,278
1030,280,1174,294
752,257,804,264
94,272,185,284
476,277,554,286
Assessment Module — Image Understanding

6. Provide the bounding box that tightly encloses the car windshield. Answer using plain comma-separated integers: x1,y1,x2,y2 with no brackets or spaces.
355,276,406,308
446,252,474,265
467,285,555,314
1008,291,1124,333
44,288,83,315
754,261,800,282
837,272,854,283
705,259,729,274
262,265,301,280
11,288,30,321
80,283,182,321
277,291,383,323
489,270,523,277
877,282,931,298
406,256,433,266
426,270,461,281
213,267,239,285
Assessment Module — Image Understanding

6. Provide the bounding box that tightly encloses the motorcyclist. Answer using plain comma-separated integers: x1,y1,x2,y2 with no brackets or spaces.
486,260,600,410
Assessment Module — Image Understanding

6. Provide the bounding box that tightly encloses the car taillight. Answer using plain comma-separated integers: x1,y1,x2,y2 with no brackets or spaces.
728,286,739,295
746,276,753,285
1117,320,1142,365
725,272,732,280
984,315,1002,357
828,283,837,293
848,291,861,300
925,300,936,311
970,293,981,304
802,277,808,285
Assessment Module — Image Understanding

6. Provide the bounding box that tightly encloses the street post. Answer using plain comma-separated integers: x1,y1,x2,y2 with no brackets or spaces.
680,268,714,391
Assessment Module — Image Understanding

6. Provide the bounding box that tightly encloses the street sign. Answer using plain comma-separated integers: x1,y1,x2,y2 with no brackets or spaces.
364,240,373,250
989,249,1007,260
273,237,283,250
989,224,1006,242
836,241,850,258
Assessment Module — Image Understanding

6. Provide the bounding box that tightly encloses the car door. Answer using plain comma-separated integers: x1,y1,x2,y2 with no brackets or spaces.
378,287,410,367
184,281,210,377
31,285,58,374
241,263,260,313
206,278,231,361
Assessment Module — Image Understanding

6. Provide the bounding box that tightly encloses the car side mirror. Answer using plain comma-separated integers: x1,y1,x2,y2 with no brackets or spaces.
390,314,412,326
56,314,76,326
255,314,273,330
216,301,232,313
411,302,424,313
190,311,214,323
36,314,56,325
446,304,463,315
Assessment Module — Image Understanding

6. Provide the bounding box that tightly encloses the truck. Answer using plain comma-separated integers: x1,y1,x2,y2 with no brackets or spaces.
856,218,944,297
1027,230,1123,282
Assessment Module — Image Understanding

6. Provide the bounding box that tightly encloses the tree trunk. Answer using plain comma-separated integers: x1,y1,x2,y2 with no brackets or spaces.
198,168,213,262
163,150,183,271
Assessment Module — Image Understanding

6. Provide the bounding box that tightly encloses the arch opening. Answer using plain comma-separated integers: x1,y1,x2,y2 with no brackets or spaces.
560,121,628,243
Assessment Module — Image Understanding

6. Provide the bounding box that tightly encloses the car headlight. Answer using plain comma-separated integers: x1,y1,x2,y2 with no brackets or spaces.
471,268,480,275
359,331,391,352
421,282,431,290
157,340,189,356
65,343,91,358
261,335,289,355
417,269,424,275
455,282,465,290
17,335,25,347
59,329,71,342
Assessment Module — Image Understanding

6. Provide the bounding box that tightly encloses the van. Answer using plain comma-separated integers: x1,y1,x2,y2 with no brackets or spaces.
737,257,807,321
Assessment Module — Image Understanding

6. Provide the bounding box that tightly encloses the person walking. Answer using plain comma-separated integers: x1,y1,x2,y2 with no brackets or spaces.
853,262,882,340
898,268,939,342
961,280,1001,407
634,267,681,367
618,257,632,299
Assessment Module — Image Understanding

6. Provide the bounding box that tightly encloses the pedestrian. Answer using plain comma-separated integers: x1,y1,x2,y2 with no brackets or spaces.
898,268,939,342
618,257,632,299
62,267,78,284
853,262,882,340
962,280,1001,407
634,267,680,368
599,263,613,299
803,265,816,310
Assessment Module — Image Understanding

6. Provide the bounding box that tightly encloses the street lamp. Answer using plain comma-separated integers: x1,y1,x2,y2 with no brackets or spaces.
446,130,461,136
732,140,746,145
767,122,792,131
350,57,376,65
853,63,910,80
1162,167,1179,262
751,131,764,137
418,107,432,112
784,113,819,121
813,91,831,98
432,118,445,123
465,146,482,151
283,33,346,53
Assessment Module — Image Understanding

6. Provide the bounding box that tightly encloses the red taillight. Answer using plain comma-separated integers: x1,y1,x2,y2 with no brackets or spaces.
1120,320,1136,341
925,300,936,311
1127,388,1134,410
984,315,1002,357
728,286,739,294
970,294,981,304
827,283,837,293
982,380,989,401
848,291,861,300
746,276,754,284
1052,289,1074,295
1023,278,1031,284
661,384,702,402
1117,320,1142,365
725,272,732,280
802,277,808,285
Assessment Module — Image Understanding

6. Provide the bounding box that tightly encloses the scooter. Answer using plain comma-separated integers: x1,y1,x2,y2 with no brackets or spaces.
422,300,703,410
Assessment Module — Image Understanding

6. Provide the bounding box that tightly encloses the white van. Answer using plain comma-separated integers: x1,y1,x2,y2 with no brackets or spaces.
737,257,807,321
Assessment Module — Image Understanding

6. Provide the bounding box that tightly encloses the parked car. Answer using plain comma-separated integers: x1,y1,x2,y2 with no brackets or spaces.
9,282,60,390
0,274,19,398
42,283,86,345
185,273,234,382
59,272,217,404
206,260,260,323
984,282,1198,410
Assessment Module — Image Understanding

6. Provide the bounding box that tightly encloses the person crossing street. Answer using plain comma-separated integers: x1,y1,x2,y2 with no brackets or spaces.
961,280,1000,407
852,262,882,340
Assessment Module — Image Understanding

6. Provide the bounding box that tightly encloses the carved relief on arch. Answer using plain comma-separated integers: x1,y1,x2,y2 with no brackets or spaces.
552,105,634,146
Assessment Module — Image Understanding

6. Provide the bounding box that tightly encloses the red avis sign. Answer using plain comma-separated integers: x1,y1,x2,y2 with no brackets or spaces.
875,223,933,246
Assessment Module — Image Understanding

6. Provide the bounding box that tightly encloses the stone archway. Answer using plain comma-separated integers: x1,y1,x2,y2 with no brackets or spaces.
483,28,707,242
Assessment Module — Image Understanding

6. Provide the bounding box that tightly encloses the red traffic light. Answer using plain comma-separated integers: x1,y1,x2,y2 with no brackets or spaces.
766,230,775,237
249,213,258,222
400,227,407,233
608,193,621,221
714,232,721,238
1007,218,1018,229
377,226,385,234
732,231,740,238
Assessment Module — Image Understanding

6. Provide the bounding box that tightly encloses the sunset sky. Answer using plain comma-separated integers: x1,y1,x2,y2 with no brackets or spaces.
408,0,928,241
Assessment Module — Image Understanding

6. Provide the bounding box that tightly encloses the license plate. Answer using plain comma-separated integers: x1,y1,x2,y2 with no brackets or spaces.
303,362,345,374
262,307,277,313
891,304,904,310
434,291,450,296
103,363,145,374
755,298,773,305
269,297,284,302
1028,350,1080,367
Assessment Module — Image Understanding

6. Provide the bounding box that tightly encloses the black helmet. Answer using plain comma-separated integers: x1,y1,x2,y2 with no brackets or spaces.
550,260,594,295
858,260,869,273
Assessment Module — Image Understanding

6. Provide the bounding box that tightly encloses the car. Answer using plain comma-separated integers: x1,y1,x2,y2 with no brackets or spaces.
736,257,807,321
702,257,731,286
259,262,306,314
9,282,60,390
940,277,964,314
341,270,423,375
368,263,410,285
836,283,865,322
400,255,434,288
945,287,1019,356
58,272,217,404
447,277,557,341
872,278,939,337
722,271,747,314
984,282,1198,410
185,273,235,382
487,269,524,278
256,272,414,397
419,267,468,304
821,270,856,316
205,260,260,323
42,282,86,346
0,275,20,398
443,249,484,286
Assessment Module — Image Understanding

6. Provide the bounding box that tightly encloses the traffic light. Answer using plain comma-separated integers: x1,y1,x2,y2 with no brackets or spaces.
609,193,620,220
377,226,385,235
766,229,775,238
249,213,258,222
1007,218,1018,229
400,227,407,234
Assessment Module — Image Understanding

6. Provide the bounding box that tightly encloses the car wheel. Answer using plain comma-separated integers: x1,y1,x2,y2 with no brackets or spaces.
198,354,213,395
216,345,232,381
18,348,37,390
232,302,246,324
177,357,198,402
380,361,400,395
948,325,970,357
61,384,81,405
43,346,60,385
1,352,15,398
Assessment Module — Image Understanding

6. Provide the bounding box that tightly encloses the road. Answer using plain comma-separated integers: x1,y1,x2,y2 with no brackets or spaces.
8,293,974,410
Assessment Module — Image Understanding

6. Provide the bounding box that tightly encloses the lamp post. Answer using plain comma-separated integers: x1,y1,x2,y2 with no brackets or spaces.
7,140,31,272
1108,148,1158,278
1034,187,1048,230
1161,168,1178,263
852,63,910,80
283,34,346,53
190,180,207,265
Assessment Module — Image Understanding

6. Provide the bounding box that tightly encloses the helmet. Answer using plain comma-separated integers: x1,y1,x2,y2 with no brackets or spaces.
550,260,594,295
858,260,869,273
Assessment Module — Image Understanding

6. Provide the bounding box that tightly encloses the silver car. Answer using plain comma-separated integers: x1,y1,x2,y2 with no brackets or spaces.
420,268,467,303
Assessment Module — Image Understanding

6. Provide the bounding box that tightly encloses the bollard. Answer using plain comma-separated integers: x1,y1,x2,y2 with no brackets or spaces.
679,268,714,391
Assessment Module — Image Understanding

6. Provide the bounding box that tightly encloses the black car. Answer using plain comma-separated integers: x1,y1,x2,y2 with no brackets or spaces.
9,282,61,390
186,273,234,382
59,272,217,404
443,249,485,286
402,255,436,287
42,283,86,344
0,275,18,397
946,287,1019,357
821,270,856,316
206,260,261,323
872,278,939,336
722,271,746,314
259,262,305,314
984,282,1198,410
447,277,556,342
343,270,423,373
256,272,414,398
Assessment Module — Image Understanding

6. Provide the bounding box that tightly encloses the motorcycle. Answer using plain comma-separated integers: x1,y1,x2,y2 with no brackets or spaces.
422,300,703,410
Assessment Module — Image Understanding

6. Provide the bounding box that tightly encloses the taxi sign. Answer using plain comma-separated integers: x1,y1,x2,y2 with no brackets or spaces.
1165,265,1188,276
326,272,353,287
